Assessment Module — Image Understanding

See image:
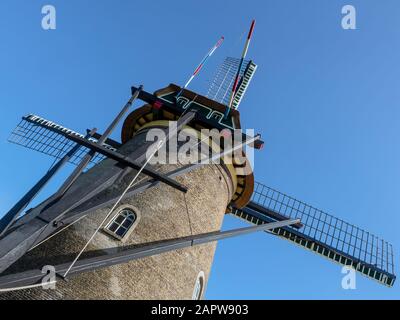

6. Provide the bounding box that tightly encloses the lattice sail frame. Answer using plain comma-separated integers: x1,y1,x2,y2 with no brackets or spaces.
207,57,257,109
8,114,115,167
232,181,396,287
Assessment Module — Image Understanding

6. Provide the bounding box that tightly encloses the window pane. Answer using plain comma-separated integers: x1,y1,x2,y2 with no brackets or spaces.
106,208,137,240
108,223,118,232
120,210,129,217
123,219,133,228
116,226,127,237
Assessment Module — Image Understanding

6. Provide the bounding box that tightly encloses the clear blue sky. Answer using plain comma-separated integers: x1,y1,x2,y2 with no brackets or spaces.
0,0,399,299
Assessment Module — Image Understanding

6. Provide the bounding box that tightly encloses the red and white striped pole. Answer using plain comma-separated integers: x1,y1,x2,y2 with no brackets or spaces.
224,20,256,118
176,36,224,98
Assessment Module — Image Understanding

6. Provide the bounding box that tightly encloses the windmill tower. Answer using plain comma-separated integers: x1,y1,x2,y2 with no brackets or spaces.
0,54,396,299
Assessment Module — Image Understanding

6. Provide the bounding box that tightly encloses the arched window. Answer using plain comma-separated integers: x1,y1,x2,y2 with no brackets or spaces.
192,271,205,300
105,208,137,240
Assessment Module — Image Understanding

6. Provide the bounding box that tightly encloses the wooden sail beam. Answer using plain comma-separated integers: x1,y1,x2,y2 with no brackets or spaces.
22,114,188,193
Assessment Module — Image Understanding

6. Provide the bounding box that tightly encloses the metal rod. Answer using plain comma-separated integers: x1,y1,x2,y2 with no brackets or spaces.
0,219,300,290
245,201,303,229
176,37,224,98
98,85,143,144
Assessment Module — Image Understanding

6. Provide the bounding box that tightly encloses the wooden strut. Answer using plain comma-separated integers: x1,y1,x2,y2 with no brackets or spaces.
0,219,300,291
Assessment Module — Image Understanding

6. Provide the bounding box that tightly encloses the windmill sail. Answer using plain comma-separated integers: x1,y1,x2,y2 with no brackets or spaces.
207,57,257,109
231,181,396,287
8,114,115,167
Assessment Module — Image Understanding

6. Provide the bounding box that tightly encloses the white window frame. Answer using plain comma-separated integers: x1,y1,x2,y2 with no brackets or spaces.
103,205,140,242
192,271,205,300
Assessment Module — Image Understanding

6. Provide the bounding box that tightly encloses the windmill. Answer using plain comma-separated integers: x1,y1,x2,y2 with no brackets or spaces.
0,31,396,299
